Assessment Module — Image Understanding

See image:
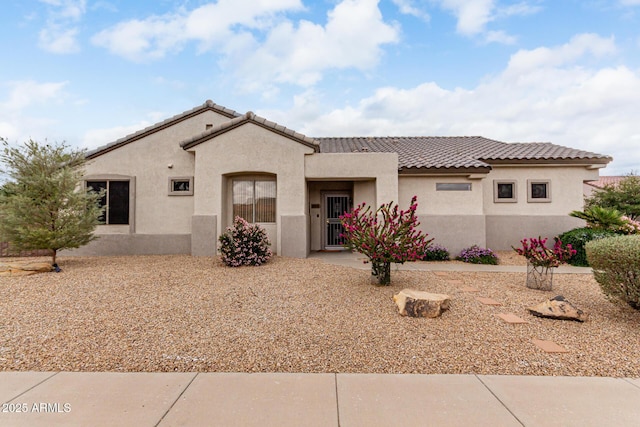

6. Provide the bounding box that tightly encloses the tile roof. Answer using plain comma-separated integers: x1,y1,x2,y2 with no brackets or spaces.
86,100,241,159
584,176,626,189
180,111,319,151
316,136,612,171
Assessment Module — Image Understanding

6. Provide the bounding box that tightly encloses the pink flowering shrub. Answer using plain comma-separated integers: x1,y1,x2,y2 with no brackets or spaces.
513,236,576,268
620,216,640,235
219,216,272,267
339,196,433,285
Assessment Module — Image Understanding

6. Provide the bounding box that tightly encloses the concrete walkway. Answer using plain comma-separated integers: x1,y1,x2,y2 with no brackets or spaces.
3,254,635,426
1,372,640,426
308,250,593,274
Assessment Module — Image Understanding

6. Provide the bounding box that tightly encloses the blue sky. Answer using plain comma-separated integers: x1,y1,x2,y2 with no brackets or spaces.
2,0,640,174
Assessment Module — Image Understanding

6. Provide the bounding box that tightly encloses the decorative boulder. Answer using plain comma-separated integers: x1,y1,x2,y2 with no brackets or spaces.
393,289,451,318
0,262,53,277
527,295,588,322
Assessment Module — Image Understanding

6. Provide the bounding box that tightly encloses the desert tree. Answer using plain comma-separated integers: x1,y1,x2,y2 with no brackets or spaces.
586,173,640,221
0,138,104,264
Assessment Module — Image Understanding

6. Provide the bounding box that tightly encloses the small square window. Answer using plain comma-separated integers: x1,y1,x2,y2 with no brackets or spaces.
169,177,193,196
527,180,551,202
494,181,517,203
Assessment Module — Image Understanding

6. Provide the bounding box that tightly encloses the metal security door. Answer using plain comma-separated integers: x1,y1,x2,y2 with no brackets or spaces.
324,193,351,249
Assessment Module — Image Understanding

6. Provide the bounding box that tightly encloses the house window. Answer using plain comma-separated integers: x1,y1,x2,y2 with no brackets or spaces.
494,181,517,203
233,179,276,223
86,180,130,224
528,180,551,202
436,183,472,191
168,177,193,196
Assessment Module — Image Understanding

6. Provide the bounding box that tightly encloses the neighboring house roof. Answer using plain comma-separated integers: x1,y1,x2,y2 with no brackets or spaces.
86,100,241,159
180,111,319,151
317,137,612,173
584,176,625,189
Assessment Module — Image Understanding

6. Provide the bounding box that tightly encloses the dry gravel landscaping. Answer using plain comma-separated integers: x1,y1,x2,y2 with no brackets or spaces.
0,253,639,377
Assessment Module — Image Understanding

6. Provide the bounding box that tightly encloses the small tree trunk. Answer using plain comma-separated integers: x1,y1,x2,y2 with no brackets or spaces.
526,262,553,291
52,249,57,265
371,261,391,286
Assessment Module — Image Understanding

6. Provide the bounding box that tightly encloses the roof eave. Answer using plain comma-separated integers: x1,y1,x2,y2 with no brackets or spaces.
180,112,320,152
86,100,240,159
398,166,492,175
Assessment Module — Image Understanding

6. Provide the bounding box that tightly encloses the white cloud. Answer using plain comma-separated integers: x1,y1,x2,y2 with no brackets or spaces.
234,0,400,88
281,34,638,174
38,0,86,53
484,30,517,44
1,80,68,111
0,80,70,142
391,0,430,20
82,122,151,150
434,0,541,44
505,34,617,73
619,0,640,5
92,0,398,89
92,0,304,62
437,0,495,35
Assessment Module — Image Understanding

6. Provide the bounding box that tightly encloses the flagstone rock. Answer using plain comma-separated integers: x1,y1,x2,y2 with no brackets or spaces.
527,295,588,322
393,289,451,318
0,261,53,277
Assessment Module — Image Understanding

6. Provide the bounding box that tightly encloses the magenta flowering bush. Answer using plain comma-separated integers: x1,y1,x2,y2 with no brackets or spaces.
339,196,433,285
219,216,272,267
513,236,576,268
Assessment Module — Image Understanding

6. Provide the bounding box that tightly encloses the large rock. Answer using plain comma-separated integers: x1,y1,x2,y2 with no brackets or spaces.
393,289,451,318
0,261,53,277
527,295,588,322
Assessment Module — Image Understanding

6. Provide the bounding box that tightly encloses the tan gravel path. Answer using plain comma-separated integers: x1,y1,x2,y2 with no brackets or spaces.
0,254,638,376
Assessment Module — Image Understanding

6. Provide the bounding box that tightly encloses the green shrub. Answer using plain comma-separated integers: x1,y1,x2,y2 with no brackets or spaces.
586,235,640,310
421,244,450,261
556,227,617,266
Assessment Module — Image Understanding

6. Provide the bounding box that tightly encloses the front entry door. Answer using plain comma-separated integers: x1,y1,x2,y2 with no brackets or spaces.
324,193,351,249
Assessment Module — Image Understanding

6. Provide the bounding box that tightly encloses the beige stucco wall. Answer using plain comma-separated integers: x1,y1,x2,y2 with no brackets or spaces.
187,122,315,255
482,166,600,216
397,165,601,254
83,110,231,236
305,153,398,203
398,175,485,254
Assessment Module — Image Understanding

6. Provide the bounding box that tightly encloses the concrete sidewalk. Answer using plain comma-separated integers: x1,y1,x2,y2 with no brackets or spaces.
1,372,639,426
308,250,593,274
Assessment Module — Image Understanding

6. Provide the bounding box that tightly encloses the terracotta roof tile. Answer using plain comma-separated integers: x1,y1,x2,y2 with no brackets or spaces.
585,176,626,189
316,136,611,171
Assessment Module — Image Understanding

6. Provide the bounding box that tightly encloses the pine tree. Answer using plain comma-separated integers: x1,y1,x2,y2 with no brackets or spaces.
0,139,104,264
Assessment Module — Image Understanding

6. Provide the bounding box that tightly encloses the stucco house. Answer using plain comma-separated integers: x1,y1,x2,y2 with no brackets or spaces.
71,100,611,258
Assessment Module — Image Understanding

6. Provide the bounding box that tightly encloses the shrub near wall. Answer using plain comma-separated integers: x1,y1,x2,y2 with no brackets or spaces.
587,235,640,310
557,228,617,267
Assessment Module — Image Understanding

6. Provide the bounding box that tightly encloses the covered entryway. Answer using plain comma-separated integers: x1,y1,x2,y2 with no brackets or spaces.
323,193,351,249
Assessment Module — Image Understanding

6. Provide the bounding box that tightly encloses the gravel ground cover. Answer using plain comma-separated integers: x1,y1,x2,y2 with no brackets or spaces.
0,253,638,376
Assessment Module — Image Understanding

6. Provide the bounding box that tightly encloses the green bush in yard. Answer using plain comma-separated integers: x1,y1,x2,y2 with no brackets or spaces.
557,227,617,267
586,235,640,310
